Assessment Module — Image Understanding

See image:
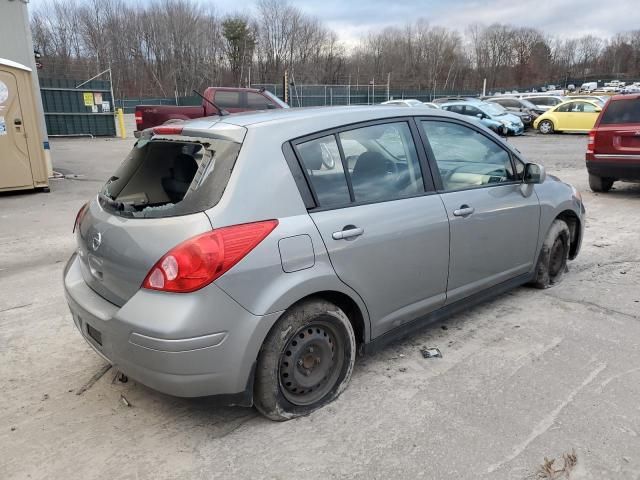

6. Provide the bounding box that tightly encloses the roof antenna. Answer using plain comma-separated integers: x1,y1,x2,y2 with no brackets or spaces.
192,90,229,116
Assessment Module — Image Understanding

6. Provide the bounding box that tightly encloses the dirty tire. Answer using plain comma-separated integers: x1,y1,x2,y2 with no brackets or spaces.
538,120,554,134
529,219,571,289
588,173,614,192
254,299,356,421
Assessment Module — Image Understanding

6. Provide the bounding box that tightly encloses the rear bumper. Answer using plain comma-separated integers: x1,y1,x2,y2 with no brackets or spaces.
586,155,640,180
63,253,282,402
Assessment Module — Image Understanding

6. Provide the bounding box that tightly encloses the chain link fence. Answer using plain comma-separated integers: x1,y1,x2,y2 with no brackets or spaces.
114,84,485,111
252,84,480,107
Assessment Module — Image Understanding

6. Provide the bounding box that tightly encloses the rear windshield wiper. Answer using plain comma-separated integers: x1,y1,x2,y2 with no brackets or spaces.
192,90,229,116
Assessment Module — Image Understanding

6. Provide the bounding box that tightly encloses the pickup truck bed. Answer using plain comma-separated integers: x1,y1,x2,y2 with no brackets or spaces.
135,87,288,136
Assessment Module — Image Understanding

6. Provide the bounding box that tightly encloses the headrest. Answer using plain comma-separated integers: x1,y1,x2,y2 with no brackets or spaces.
353,151,389,180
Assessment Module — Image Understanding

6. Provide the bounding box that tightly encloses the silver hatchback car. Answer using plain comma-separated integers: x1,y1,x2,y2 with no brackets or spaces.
64,106,584,420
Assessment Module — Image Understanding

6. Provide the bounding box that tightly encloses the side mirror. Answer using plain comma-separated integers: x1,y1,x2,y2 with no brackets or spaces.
266,103,277,109
476,113,484,119
523,163,546,184
595,107,602,113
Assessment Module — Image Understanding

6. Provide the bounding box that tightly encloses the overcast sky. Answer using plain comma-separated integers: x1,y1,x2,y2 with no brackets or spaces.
212,0,639,42
29,0,640,43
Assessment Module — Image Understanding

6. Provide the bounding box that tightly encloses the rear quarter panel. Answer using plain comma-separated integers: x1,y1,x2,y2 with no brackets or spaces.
206,126,371,338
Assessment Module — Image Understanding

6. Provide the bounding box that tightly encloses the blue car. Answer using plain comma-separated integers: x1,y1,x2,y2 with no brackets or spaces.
440,101,525,135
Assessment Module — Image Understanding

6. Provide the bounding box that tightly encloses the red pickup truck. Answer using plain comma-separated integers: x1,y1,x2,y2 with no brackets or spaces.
134,87,288,137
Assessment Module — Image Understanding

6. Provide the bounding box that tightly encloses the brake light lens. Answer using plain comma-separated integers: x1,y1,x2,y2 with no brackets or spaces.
135,112,142,126
73,202,89,233
152,125,183,135
142,220,279,293
587,130,596,153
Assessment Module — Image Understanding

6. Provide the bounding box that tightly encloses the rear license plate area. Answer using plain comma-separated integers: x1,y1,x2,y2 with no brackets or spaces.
620,136,640,148
86,323,103,346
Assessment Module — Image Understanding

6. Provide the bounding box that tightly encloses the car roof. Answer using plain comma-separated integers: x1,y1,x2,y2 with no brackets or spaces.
555,99,601,107
522,95,564,99
488,97,522,102
608,93,640,101
195,105,453,129
440,100,491,108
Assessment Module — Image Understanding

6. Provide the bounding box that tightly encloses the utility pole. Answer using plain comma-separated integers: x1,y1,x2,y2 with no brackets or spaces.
386,72,390,101
283,70,289,105
371,78,375,104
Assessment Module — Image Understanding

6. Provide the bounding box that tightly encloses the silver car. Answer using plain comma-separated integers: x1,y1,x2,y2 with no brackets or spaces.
64,106,585,420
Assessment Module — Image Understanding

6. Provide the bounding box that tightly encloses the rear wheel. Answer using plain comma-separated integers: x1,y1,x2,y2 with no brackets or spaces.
530,219,570,289
254,299,356,421
538,120,554,134
588,173,614,192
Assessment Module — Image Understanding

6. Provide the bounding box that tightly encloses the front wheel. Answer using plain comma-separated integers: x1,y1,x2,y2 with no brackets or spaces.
529,219,570,289
538,120,554,134
588,173,614,192
254,299,356,421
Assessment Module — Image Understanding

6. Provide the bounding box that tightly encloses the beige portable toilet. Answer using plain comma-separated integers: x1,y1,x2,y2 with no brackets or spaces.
0,58,49,192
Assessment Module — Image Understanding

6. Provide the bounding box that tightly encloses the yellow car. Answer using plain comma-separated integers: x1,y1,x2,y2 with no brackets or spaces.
533,99,602,134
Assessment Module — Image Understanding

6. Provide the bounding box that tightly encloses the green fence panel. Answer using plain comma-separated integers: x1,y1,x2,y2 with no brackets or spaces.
39,78,116,136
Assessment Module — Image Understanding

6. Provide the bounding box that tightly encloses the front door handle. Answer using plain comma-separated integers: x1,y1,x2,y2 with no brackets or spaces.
332,226,364,240
453,205,475,217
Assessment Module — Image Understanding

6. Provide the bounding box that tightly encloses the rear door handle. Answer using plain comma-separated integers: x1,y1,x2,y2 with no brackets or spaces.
332,226,364,240
453,205,475,217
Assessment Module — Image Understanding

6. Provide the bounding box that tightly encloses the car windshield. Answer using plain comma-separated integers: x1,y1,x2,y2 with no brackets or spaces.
263,90,289,108
520,99,537,109
482,103,507,116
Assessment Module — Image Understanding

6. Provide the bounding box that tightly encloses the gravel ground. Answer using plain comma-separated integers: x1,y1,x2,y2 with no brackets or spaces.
1,132,639,480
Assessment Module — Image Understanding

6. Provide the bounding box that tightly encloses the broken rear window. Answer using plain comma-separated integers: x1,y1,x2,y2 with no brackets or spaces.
100,137,241,218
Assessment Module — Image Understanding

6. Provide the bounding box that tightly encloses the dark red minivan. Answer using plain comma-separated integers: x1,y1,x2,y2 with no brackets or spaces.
586,94,640,192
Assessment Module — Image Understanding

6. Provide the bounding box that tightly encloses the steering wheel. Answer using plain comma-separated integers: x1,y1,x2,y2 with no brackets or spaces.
319,143,336,169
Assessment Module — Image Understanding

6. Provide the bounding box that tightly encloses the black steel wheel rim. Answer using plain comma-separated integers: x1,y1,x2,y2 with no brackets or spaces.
549,237,566,277
278,320,345,406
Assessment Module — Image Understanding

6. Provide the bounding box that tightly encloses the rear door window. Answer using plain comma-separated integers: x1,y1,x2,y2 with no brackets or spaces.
499,99,519,108
297,135,351,208
295,121,426,208
247,92,273,110
339,123,424,203
463,106,482,117
601,99,640,124
214,91,242,109
100,137,241,218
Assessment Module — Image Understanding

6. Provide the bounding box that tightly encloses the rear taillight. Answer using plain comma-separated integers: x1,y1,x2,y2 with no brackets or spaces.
135,112,142,126
153,125,183,135
142,220,278,293
587,130,596,153
73,202,89,233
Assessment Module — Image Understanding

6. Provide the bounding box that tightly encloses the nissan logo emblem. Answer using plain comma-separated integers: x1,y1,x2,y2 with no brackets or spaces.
91,232,102,251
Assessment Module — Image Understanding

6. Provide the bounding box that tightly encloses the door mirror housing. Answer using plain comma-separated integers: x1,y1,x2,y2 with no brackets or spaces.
476,113,484,119
523,163,546,184
595,107,602,112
